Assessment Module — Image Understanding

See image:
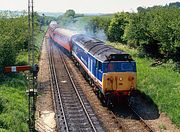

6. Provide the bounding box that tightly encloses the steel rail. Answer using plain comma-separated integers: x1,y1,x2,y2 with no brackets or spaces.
49,43,69,132
129,106,154,132
58,49,97,132
47,39,59,130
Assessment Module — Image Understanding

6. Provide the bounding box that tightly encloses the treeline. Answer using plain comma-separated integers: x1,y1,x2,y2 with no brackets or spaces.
0,11,45,67
57,9,84,28
86,3,180,61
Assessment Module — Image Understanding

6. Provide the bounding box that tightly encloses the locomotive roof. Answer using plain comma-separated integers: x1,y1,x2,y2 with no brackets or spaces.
72,34,129,62
54,28,77,38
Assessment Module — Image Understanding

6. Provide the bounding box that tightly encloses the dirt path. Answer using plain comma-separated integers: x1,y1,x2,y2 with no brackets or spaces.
35,36,56,132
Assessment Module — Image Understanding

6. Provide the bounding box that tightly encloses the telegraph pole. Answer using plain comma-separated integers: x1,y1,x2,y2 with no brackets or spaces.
27,1,31,131
28,0,31,64
27,0,37,131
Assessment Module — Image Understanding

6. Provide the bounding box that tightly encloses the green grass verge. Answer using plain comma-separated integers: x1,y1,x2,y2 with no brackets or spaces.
108,42,180,127
0,74,28,132
0,30,45,131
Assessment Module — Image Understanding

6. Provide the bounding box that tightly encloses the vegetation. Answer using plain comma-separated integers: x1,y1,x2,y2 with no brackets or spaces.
57,9,84,28
86,15,112,37
108,12,129,42
0,74,28,132
124,7,180,61
0,1,178,130
0,11,46,131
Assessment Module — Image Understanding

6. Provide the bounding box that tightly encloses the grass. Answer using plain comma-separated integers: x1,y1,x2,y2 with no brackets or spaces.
0,29,45,131
0,74,28,132
108,42,180,127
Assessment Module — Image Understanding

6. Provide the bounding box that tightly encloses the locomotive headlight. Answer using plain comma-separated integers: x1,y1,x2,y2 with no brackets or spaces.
119,77,123,81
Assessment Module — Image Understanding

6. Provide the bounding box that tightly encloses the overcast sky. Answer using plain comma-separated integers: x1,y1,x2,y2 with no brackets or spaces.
0,0,178,13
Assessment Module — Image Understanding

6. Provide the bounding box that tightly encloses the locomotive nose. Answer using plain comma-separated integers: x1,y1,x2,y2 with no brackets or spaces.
102,72,136,95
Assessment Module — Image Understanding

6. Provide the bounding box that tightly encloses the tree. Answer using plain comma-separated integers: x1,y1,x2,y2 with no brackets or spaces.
0,11,39,67
108,12,130,42
64,9,75,18
124,6,180,59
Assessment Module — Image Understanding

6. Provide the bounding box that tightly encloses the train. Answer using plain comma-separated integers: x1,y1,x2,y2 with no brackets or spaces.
47,21,137,106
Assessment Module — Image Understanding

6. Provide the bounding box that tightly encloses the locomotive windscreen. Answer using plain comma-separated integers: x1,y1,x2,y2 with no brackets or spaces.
107,54,133,61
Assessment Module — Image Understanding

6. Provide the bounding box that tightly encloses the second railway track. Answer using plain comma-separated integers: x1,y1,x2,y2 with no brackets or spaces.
47,39,104,132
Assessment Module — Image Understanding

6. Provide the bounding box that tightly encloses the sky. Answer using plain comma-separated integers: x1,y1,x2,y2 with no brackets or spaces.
0,0,178,13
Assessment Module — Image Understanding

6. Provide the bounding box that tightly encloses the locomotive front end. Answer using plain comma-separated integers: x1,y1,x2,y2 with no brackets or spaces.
102,72,136,96
101,54,136,96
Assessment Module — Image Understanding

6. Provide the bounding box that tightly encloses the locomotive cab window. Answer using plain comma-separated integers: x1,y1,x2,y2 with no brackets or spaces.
96,61,102,71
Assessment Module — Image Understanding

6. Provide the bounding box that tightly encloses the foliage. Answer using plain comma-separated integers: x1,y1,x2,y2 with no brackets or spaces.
86,15,111,39
86,15,111,34
0,37,16,66
108,12,130,42
0,11,41,67
0,17,28,66
0,74,28,131
57,9,77,27
64,9,75,18
125,7,180,60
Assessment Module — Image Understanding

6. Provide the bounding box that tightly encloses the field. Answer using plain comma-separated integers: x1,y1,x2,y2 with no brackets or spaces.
108,42,180,127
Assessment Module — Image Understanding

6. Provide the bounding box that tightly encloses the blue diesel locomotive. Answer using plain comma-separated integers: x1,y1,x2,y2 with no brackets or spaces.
72,35,136,104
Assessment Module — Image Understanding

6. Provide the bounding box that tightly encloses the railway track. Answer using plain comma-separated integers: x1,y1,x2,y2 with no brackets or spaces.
47,40,104,132
108,101,155,132
129,105,154,132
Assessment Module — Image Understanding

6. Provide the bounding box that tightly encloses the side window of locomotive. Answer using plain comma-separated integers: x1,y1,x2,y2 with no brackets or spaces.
96,61,102,71
96,60,98,69
98,62,102,71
